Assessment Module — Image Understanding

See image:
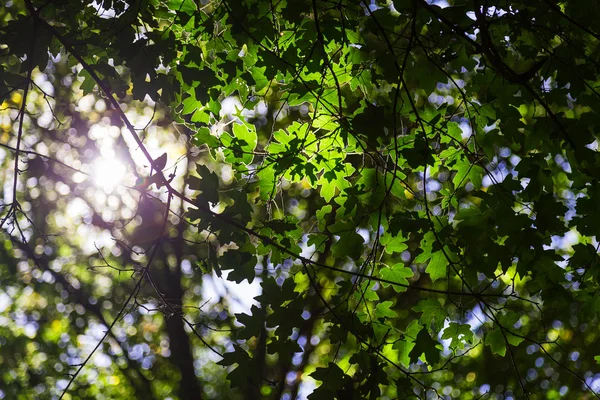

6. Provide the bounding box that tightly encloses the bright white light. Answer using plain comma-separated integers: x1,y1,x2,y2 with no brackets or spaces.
93,157,126,193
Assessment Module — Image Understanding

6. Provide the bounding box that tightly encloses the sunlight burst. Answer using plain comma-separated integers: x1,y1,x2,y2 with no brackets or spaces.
93,157,126,193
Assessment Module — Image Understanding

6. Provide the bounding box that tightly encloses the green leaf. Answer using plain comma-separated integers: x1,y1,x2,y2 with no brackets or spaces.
166,0,196,14
188,164,219,205
318,163,355,203
235,305,263,340
380,233,408,254
256,165,276,201
409,327,440,365
486,328,507,357
352,104,387,146
193,126,220,148
441,323,474,350
331,230,364,260
79,69,96,94
452,160,473,189
374,301,398,320
412,299,446,330
310,362,345,393
441,121,463,144
426,251,448,282
393,338,416,368
231,123,258,165
454,206,491,226
219,242,257,284
329,221,365,260
316,205,332,231
216,345,258,388
379,263,413,292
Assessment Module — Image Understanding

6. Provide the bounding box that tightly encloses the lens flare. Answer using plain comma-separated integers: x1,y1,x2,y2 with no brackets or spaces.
93,157,126,192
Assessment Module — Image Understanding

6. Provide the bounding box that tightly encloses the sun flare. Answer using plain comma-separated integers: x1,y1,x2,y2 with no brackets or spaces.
93,157,126,192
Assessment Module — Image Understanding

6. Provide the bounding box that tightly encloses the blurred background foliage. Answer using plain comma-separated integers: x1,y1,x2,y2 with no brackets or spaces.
0,0,600,399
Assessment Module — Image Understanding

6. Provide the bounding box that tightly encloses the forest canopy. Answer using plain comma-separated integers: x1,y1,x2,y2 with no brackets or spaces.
1,0,600,399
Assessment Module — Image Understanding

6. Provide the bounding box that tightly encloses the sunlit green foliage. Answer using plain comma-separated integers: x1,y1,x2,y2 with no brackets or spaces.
1,0,600,399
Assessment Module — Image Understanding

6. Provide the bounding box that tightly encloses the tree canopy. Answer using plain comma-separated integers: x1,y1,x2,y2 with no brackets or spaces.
1,0,600,398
